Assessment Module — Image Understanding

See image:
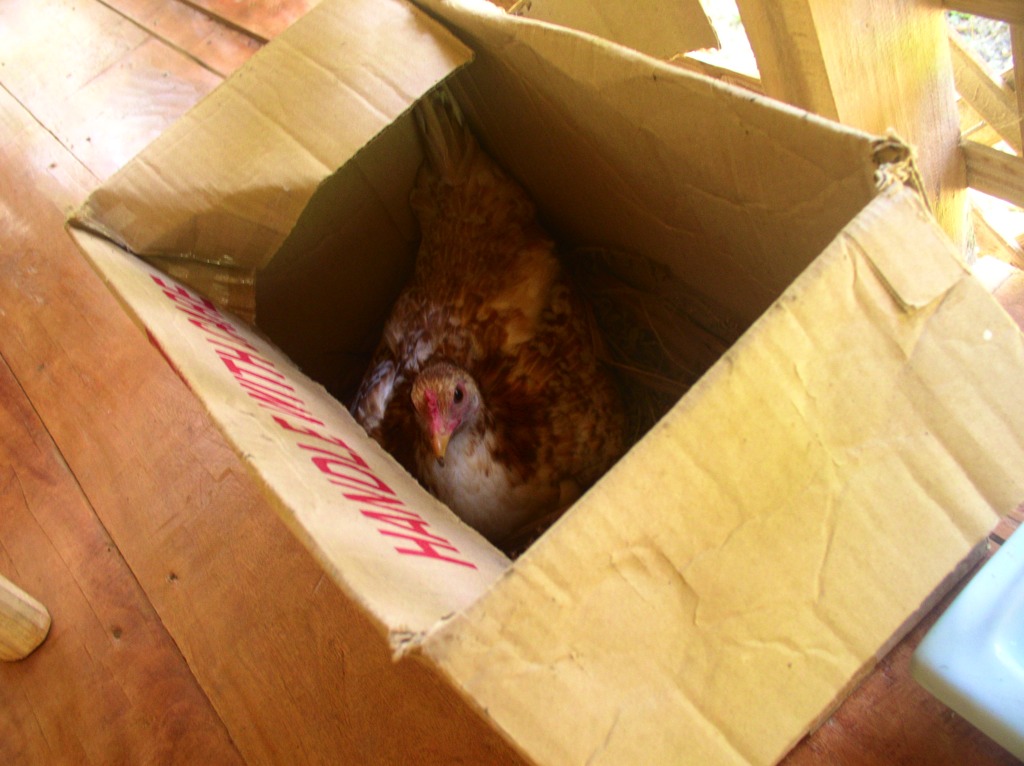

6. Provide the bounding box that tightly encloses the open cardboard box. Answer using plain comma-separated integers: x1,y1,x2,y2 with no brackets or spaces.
67,0,1024,763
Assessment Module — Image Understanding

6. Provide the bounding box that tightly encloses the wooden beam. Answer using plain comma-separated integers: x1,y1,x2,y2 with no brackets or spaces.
736,0,969,252
972,205,1024,268
943,0,1024,25
0,0,224,182
178,0,320,41
986,264,1024,333
728,2,839,119
1013,25,1024,148
959,94,1003,145
955,64,1016,146
98,0,263,77
963,139,1024,207
948,31,1022,152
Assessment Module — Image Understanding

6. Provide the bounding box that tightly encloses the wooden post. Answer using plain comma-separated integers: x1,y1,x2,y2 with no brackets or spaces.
948,31,1021,153
0,573,51,661
735,0,970,253
1013,25,1024,150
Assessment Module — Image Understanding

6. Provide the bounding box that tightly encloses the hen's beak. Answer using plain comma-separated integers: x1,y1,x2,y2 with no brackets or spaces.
431,431,451,466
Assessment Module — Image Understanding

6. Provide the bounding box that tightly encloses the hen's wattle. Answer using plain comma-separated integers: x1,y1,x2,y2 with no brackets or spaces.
351,91,625,546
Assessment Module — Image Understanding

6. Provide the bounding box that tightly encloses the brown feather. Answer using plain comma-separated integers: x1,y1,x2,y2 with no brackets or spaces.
351,89,626,548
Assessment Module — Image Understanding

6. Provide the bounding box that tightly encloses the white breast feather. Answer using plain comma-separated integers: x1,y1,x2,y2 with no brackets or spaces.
418,429,551,542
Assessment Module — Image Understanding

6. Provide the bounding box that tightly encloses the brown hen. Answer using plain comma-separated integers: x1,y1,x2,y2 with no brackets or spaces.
350,91,625,547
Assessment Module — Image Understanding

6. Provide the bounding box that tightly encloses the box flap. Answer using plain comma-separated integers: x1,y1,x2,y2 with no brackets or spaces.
512,0,718,60
419,186,1024,764
857,207,966,310
69,0,472,304
71,228,509,640
420,0,889,330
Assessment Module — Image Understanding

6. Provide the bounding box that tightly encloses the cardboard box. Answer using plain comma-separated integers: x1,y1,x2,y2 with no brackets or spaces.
68,0,1024,762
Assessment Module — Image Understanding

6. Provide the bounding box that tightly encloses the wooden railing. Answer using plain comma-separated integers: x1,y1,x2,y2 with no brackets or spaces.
946,1,1024,265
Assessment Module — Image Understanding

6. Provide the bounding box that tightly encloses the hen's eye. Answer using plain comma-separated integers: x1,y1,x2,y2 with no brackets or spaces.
453,386,464,404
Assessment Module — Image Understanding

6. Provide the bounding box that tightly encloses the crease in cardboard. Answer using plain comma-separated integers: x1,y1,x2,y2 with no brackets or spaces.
606,543,697,626
848,165,965,313
413,608,756,766
583,704,623,766
423,539,770,763
897,299,1024,536
604,530,858,673
785,248,1006,556
679,473,866,671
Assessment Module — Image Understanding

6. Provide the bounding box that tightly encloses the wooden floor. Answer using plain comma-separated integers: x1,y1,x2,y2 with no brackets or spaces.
0,1,1021,763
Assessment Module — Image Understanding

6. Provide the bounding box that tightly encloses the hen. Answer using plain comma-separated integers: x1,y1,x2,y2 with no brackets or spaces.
350,91,625,547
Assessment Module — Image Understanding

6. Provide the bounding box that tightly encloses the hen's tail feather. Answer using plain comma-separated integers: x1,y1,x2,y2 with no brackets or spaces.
415,87,477,184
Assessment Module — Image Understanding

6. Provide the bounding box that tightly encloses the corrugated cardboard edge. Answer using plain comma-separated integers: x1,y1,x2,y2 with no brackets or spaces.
410,185,1024,766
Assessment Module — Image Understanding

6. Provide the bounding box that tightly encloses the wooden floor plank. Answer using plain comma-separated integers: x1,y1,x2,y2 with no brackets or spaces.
0,89,97,214
0,0,149,108
178,0,319,41
0,350,244,766
50,36,223,180
100,0,262,77
0,0,224,181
